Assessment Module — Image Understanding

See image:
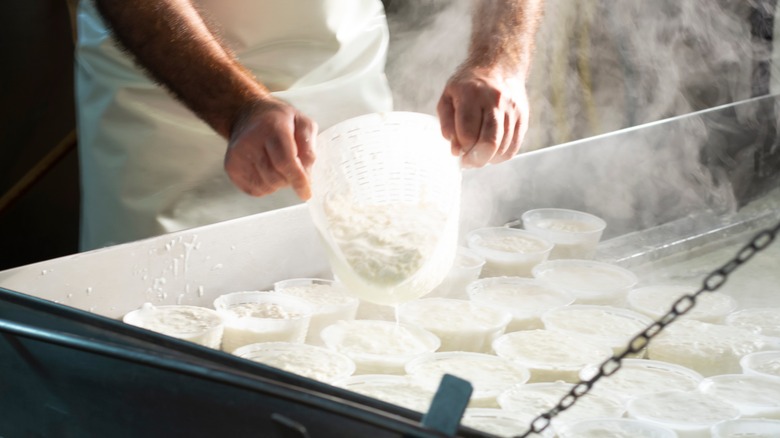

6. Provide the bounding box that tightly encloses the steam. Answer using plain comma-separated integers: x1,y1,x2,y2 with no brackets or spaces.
384,0,777,237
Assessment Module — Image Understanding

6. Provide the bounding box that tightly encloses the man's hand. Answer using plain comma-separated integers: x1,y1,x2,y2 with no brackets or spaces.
437,0,543,168
224,98,317,200
438,66,529,168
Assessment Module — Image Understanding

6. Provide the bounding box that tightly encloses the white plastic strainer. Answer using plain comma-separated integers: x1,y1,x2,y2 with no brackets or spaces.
308,112,461,305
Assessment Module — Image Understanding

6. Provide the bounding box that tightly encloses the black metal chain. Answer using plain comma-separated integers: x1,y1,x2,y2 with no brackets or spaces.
514,218,780,438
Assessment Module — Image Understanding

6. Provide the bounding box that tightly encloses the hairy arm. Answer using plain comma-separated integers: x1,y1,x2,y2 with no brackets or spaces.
438,0,544,167
95,0,315,199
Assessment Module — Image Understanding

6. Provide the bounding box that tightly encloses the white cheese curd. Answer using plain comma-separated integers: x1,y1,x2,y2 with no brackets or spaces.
579,358,703,404
467,277,574,331
647,319,770,377
398,298,512,352
698,374,780,419
273,278,359,345
320,319,440,374
123,303,223,349
466,227,553,277
213,291,315,352
541,305,653,355
740,350,780,381
497,382,625,430
725,307,780,338
627,390,740,438
532,260,638,306
556,418,677,438
322,196,456,305
462,408,548,438
405,352,530,408
710,419,780,438
521,208,606,260
492,330,613,383
628,284,737,323
335,374,434,413
233,342,355,384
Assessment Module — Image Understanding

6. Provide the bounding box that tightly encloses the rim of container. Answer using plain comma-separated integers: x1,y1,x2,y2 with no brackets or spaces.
521,208,607,231
493,329,614,369
123,304,224,334
213,290,316,320
320,319,441,360
556,417,677,438
399,297,514,328
466,227,555,255
404,351,531,395
579,358,704,382
532,259,639,292
233,341,357,378
626,390,741,427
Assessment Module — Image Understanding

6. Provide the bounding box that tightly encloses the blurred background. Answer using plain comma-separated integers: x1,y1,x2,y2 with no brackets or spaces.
1,0,776,270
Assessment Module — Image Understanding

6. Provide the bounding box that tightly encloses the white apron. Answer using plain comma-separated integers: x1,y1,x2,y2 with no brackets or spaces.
75,0,393,250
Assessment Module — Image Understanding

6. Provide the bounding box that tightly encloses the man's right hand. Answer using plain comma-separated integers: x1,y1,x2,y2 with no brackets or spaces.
224,98,317,201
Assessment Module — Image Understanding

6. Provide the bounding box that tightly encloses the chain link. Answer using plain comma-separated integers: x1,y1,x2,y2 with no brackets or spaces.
515,219,780,438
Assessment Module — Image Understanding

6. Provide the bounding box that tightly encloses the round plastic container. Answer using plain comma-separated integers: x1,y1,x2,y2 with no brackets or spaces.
521,208,606,260
740,350,780,381
556,418,677,438
273,278,359,345
213,291,315,352
532,259,638,306
725,307,780,338
233,342,356,384
426,246,486,300
579,358,703,404
467,277,574,331
335,374,434,413
405,352,530,408
647,319,770,377
308,112,461,306
466,227,554,277
320,319,440,374
462,408,544,438
398,298,512,352
627,390,740,438
541,305,653,356
628,284,737,324
698,374,780,419
493,330,613,383
711,419,780,438
497,382,625,429
123,303,223,349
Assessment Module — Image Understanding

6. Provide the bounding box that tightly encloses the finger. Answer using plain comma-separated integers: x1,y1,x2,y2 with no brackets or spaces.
490,112,515,164
454,102,482,155
294,114,317,172
506,116,524,158
437,94,456,141
464,109,502,167
254,146,287,195
266,125,311,201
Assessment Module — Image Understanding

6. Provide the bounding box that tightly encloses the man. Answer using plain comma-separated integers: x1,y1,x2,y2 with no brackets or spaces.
76,0,544,250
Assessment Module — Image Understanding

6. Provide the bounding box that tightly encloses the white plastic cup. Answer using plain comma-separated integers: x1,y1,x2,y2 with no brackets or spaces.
233,341,356,384
541,305,653,356
405,352,530,408
320,319,440,375
497,381,625,429
627,391,740,438
426,246,486,299
273,278,359,345
466,227,553,278
740,350,780,382
493,330,613,383
578,358,703,404
398,298,512,353
532,259,638,306
628,284,737,324
725,307,780,338
213,291,315,352
467,277,574,331
557,418,677,438
123,303,224,349
698,374,780,419
521,208,606,260
334,374,434,413
711,419,780,438
462,408,543,438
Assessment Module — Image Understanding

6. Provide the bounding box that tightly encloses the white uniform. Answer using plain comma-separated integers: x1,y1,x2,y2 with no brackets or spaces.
75,0,394,250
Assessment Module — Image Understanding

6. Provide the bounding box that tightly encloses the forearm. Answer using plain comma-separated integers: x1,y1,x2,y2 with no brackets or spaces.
95,0,269,138
466,0,545,78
